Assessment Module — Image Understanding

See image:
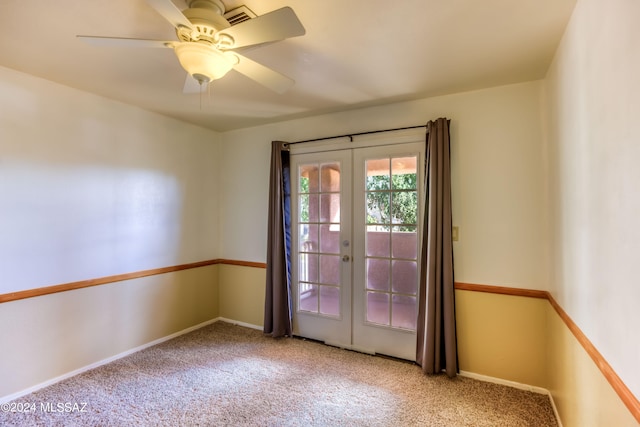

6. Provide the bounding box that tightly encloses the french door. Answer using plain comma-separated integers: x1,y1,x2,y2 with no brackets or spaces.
291,139,423,361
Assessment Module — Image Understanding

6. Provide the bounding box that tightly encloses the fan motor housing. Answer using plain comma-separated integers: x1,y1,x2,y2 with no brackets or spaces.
178,0,232,47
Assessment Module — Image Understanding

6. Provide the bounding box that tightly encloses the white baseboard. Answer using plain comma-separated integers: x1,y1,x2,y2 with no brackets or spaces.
459,370,548,394
548,392,563,427
216,317,263,331
0,317,221,405
459,370,563,427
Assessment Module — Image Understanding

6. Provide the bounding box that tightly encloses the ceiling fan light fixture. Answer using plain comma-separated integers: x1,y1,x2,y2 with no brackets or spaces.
174,42,233,84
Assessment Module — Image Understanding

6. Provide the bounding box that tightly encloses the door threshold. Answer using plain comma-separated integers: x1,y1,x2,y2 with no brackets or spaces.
324,341,376,356
293,335,416,363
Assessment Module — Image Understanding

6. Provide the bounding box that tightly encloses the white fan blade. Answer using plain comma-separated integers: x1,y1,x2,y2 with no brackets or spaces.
146,0,194,30
77,35,175,48
183,74,208,94
231,53,294,94
220,7,305,49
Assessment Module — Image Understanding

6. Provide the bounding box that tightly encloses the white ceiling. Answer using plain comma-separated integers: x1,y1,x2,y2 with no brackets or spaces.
0,0,576,132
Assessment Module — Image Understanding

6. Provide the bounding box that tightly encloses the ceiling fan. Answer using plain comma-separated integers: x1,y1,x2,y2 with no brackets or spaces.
77,0,305,93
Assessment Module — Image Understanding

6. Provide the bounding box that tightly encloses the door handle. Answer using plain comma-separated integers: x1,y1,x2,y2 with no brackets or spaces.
342,255,350,262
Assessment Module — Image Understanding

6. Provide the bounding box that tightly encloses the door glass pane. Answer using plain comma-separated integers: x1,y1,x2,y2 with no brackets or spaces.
320,286,340,316
367,291,390,325
320,163,340,192
392,260,418,294
366,226,389,257
299,253,318,283
366,258,390,291
391,226,416,259
299,164,318,192
300,224,318,252
391,295,417,330
320,193,340,223
300,164,319,192
391,157,417,190
391,191,417,225
320,224,339,254
319,255,340,285
299,195,309,222
308,194,319,222
366,159,390,191
300,194,319,223
366,192,390,225
299,284,318,313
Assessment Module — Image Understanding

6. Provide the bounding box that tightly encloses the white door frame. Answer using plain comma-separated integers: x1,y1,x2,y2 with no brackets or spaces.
290,128,425,360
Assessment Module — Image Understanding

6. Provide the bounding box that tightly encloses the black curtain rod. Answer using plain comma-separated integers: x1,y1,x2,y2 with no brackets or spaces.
286,124,428,146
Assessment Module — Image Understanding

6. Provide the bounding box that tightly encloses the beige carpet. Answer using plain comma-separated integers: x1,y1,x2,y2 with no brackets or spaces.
0,321,558,426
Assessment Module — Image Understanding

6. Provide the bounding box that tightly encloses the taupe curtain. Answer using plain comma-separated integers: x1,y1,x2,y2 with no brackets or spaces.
264,141,292,337
416,118,458,377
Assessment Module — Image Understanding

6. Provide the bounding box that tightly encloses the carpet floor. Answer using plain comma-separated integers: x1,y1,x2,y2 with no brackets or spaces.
0,321,558,426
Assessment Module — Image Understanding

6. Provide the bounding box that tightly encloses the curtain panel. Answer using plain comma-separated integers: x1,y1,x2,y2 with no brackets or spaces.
416,118,458,377
264,141,293,337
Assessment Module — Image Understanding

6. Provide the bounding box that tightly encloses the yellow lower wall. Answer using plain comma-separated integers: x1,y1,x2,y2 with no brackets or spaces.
0,265,219,399
218,264,266,327
455,290,548,387
546,305,638,427
217,265,638,426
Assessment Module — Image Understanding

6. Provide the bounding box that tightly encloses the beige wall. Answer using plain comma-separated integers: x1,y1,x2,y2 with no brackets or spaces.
0,65,221,296
220,81,549,291
0,65,222,401
544,0,640,417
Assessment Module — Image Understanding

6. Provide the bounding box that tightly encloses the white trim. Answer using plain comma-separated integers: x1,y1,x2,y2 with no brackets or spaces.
215,317,263,331
0,317,221,404
459,370,548,394
548,392,563,427
459,371,563,427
